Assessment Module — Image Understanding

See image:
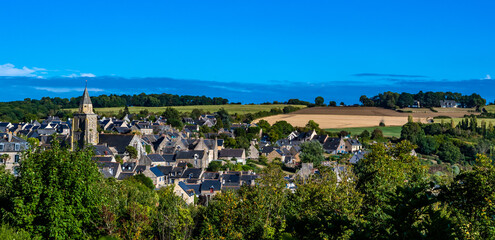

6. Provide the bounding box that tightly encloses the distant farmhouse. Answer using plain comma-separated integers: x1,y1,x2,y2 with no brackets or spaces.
439,100,459,108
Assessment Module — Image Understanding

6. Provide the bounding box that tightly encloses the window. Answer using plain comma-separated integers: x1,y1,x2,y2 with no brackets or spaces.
15,143,20,151
15,155,19,163
0,144,3,151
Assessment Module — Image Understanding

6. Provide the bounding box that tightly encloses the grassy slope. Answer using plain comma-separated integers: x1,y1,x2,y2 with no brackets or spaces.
485,105,495,113
325,126,403,138
64,104,306,115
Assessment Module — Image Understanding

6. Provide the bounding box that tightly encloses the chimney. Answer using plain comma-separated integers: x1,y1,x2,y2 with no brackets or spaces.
8,130,12,142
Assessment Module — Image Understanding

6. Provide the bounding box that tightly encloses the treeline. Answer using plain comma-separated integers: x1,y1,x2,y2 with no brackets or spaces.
0,93,229,122
2,141,495,239
360,91,486,109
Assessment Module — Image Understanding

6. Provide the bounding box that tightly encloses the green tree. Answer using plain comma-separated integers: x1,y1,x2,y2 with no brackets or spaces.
299,141,325,166
125,146,138,159
305,120,320,132
314,96,325,106
154,186,194,240
130,173,155,190
354,141,429,238
207,161,223,172
401,122,425,145
371,128,384,140
437,140,463,164
7,141,104,239
359,95,374,106
286,166,363,239
443,154,495,238
360,129,371,140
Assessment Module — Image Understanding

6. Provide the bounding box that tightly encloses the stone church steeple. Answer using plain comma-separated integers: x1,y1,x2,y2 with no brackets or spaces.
79,86,94,114
72,84,98,149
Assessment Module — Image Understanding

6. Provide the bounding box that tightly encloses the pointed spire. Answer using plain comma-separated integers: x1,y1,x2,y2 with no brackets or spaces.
79,81,94,114
81,85,92,105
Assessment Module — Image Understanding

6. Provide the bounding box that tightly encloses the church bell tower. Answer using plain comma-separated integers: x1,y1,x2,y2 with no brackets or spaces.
72,84,98,149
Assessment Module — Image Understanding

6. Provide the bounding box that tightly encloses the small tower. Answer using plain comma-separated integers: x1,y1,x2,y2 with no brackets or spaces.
72,84,98,149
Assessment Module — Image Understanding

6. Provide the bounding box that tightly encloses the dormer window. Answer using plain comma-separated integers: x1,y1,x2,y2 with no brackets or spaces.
0,144,3,151
15,143,20,151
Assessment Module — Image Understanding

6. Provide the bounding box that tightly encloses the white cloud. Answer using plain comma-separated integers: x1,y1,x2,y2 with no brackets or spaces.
34,87,104,93
0,63,45,77
64,73,96,78
80,73,96,77
485,74,491,80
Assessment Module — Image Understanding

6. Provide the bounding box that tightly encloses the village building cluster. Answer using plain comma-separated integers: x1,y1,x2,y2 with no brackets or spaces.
0,87,366,204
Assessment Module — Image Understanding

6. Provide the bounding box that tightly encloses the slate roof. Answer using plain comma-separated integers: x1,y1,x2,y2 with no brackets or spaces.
81,87,92,105
117,172,134,180
323,138,343,151
181,168,203,179
203,171,220,180
156,166,173,175
99,134,135,154
150,166,165,177
347,139,362,146
261,146,274,154
222,173,241,187
201,180,221,192
135,165,147,173
121,162,136,172
113,127,131,134
97,162,120,178
162,154,176,162
148,154,166,162
219,149,244,158
178,182,195,197
187,184,201,195
92,156,113,162
176,150,205,160
93,145,113,155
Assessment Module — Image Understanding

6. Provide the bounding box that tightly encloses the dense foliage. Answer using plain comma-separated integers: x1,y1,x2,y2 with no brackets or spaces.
0,138,494,239
400,116,495,164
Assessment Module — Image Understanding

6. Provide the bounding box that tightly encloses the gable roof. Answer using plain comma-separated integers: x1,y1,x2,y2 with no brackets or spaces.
150,166,165,177
201,180,221,192
156,166,173,175
99,134,135,154
93,145,113,156
219,149,244,158
176,150,205,160
147,154,165,162
323,138,344,151
181,168,203,179
178,182,195,197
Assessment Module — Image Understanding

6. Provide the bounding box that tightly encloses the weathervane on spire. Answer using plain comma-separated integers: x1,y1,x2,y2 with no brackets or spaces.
85,79,88,88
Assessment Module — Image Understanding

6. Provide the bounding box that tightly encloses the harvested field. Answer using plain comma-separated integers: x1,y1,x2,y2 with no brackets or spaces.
256,107,479,129
257,114,426,129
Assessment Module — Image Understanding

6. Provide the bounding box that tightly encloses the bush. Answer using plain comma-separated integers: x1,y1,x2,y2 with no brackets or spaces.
129,174,155,190
379,120,386,127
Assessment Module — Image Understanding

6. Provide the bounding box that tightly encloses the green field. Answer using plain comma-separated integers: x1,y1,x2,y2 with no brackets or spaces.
64,104,306,115
485,105,495,113
325,126,403,138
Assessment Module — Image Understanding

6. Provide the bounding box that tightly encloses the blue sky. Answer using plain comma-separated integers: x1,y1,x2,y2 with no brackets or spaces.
1,1,494,103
